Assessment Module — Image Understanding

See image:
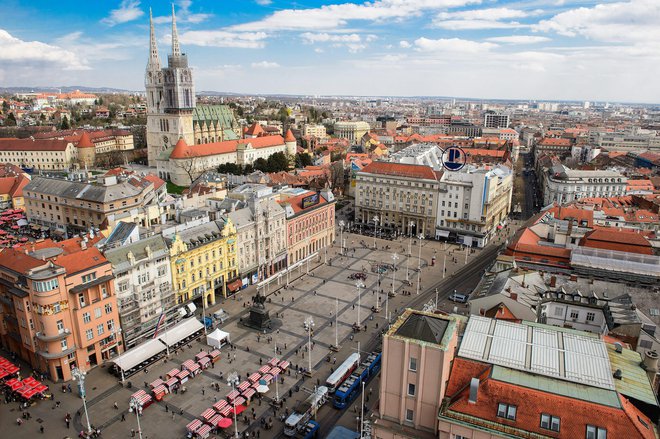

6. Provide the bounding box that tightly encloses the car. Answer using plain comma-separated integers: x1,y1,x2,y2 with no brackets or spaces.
448,292,469,303
213,309,229,323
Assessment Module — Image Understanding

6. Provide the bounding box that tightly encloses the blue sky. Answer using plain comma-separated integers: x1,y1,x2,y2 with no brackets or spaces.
1,0,659,102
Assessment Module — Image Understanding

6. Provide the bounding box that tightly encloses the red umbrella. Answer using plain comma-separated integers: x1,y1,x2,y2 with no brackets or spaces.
11,225,19,230
231,404,246,415
217,417,233,428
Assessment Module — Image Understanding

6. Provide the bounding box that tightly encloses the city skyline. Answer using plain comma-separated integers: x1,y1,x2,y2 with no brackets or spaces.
1,0,659,103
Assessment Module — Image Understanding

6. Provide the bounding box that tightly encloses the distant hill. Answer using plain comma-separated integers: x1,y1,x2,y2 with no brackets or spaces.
0,86,137,94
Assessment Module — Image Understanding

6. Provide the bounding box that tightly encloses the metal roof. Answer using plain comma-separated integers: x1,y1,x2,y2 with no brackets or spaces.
395,312,450,345
606,344,659,408
459,316,615,390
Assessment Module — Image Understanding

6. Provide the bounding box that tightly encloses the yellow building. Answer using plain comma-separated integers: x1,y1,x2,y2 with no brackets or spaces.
168,218,238,307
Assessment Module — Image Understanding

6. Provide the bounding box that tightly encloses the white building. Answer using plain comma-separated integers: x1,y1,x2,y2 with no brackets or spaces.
102,228,176,349
542,164,627,205
388,143,443,169
302,124,327,139
435,165,513,247
483,112,510,128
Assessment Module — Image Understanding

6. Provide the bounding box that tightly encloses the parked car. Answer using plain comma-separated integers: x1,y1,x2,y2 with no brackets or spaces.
448,291,469,304
213,309,229,323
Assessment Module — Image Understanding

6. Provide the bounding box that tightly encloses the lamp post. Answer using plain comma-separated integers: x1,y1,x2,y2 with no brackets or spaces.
334,298,339,349
129,396,143,439
416,234,424,295
273,341,280,403
360,381,366,438
305,316,314,376
443,253,447,279
356,280,364,329
227,372,240,439
339,220,345,255
388,253,398,320
372,216,379,249
406,221,414,281
70,367,92,435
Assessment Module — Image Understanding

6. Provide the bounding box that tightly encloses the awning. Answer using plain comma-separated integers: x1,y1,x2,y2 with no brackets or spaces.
242,388,255,400
186,419,203,433
201,408,215,421
248,373,261,384
213,400,228,412
237,381,250,391
436,230,450,238
226,389,239,401
110,338,167,372
227,279,242,292
157,318,204,347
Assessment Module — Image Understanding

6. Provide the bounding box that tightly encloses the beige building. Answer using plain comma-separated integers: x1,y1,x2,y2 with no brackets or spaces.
374,309,460,438
34,129,134,155
302,124,327,139
24,174,163,238
0,138,79,171
355,162,440,237
334,121,370,143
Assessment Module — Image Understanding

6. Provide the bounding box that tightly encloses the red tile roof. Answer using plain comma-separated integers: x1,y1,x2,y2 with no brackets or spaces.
360,161,438,180
538,137,572,147
76,131,94,149
142,173,166,190
0,138,70,152
284,129,296,142
444,358,656,439
580,229,653,255
279,191,331,214
170,136,285,159
245,122,264,137
0,248,49,274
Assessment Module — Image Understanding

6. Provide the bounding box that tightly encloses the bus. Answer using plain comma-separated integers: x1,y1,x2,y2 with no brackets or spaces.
333,351,381,409
283,386,328,437
325,353,360,393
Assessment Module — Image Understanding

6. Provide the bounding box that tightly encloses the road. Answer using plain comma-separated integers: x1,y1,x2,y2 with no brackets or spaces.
520,152,539,220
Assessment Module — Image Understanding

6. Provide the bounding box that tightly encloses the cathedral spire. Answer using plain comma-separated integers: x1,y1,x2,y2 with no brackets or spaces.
171,3,181,57
147,8,161,70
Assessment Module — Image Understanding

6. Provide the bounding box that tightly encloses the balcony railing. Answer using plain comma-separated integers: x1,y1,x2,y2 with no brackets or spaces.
35,329,71,342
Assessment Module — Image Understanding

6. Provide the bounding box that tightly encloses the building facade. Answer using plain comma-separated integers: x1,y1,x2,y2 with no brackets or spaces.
302,124,327,139
279,188,336,266
483,112,510,128
0,138,79,171
0,237,122,382
435,165,513,247
542,165,627,205
103,235,176,350
166,218,238,307
334,121,371,143
24,174,162,237
355,162,440,237
225,185,287,283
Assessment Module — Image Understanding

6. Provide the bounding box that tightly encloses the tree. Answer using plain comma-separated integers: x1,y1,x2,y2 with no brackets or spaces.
330,161,345,190
1,100,8,114
171,151,202,185
5,112,17,126
60,116,70,130
295,153,313,168
253,158,268,172
267,152,289,173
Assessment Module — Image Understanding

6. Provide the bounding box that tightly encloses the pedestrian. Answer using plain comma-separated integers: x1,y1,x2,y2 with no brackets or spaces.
202,387,205,396
40,425,44,434
165,404,168,412
113,401,118,410
66,419,70,429
131,428,136,437
121,413,125,422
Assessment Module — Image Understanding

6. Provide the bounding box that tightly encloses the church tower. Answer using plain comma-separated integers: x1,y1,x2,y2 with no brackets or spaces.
146,6,195,167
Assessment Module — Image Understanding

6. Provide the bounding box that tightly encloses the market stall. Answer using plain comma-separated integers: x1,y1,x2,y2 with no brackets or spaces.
206,328,230,349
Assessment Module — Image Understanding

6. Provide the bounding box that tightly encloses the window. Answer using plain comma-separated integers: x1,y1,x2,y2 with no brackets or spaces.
53,302,61,313
541,414,560,432
97,324,104,336
56,320,64,333
570,310,579,319
497,403,517,420
586,425,606,439
82,272,97,284
86,329,94,340
94,307,102,319
107,319,115,332
104,303,112,314
83,312,91,323
409,357,417,372
405,409,414,422
554,306,564,317
60,339,68,351
586,312,595,322
407,383,416,396
101,285,108,299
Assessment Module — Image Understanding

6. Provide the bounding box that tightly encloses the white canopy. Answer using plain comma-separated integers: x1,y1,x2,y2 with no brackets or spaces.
111,338,167,372
157,318,204,347
206,328,230,348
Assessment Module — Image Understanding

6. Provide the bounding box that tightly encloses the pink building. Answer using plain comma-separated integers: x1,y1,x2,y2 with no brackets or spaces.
374,309,460,438
0,236,122,381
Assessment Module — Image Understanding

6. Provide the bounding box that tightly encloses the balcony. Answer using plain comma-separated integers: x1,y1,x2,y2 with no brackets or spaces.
37,345,77,360
35,329,71,342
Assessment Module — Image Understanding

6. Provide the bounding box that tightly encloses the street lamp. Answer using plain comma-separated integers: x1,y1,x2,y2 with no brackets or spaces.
339,220,345,255
70,367,92,435
416,234,424,295
356,280,364,329
406,221,414,281
227,372,240,439
128,396,143,439
388,253,398,320
372,216,379,249
305,316,315,376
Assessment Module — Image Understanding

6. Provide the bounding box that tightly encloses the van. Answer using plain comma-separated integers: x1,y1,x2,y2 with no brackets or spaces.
213,309,229,323
448,292,468,304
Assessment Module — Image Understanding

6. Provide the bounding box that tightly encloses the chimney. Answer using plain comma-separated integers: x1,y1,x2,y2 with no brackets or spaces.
613,369,623,380
80,239,87,250
510,292,518,301
550,276,557,287
642,350,658,373
468,377,479,404
614,342,623,353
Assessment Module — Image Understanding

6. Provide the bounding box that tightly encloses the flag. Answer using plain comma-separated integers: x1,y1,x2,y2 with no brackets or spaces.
152,312,166,339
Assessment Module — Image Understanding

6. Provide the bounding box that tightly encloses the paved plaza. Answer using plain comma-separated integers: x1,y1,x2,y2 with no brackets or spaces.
0,219,520,439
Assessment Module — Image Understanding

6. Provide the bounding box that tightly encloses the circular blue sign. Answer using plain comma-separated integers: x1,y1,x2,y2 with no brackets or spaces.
442,146,467,171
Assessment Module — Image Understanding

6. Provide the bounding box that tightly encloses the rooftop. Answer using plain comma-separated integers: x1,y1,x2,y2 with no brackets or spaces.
359,161,438,180
387,309,457,349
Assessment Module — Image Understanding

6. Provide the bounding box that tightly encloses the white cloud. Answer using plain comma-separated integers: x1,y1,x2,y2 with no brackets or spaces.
102,0,144,26
251,61,280,69
535,0,660,43
301,32,376,52
413,37,497,53
486,35,551,44
314,48,324,53
0,29,89,70
255,0,272,5
399,40,411,48
433,7,533,30
153,0,212,24
228,0,482,32
178,30,268,49
55,31,141,61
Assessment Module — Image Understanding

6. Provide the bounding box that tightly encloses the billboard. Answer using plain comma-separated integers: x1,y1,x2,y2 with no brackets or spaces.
301,193,320,209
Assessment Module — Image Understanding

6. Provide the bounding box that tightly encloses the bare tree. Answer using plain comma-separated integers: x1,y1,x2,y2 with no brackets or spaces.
171,150,203,185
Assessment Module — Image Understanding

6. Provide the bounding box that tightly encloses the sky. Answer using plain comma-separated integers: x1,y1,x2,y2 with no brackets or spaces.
1,0,660,103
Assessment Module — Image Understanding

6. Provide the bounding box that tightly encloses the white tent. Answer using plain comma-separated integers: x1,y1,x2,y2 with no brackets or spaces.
206,328,230,348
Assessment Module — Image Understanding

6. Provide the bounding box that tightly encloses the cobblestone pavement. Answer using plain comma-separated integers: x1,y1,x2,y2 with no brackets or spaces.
0,221,521,439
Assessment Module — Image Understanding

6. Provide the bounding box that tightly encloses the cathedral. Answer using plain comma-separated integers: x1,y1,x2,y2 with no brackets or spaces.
145,7,295,185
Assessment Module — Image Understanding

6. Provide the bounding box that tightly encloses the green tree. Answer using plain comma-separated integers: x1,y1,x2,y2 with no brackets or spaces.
253,158,268,172
267,152,289,172
5,112,17,126
277,107,289,124
295,153,313,168
60,116,70,130
1,100,9,114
